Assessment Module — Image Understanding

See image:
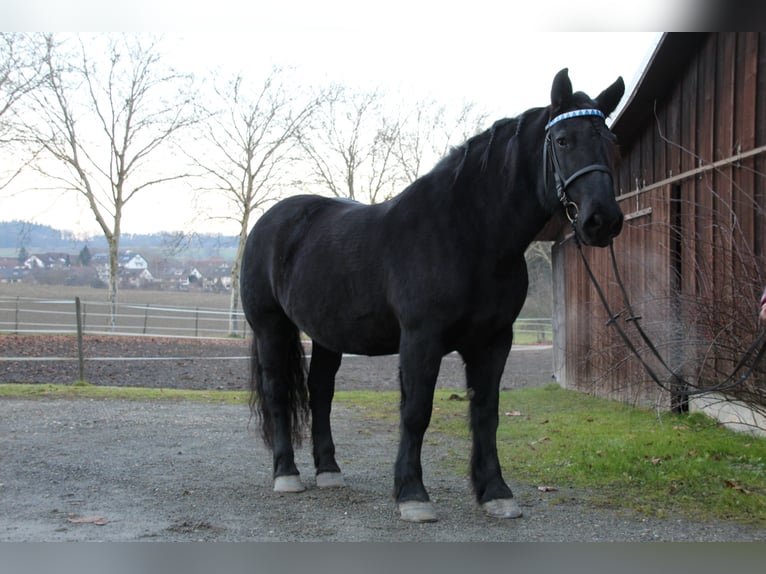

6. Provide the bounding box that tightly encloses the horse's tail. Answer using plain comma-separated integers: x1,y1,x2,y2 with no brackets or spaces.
248,326,310,449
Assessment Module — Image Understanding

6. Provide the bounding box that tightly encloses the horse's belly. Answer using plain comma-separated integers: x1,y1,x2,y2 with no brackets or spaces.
287,295,400,356
303,316,400,356
280,247,400,355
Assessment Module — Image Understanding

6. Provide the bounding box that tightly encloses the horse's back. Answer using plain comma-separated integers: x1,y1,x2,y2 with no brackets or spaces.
244,195,375,281
242,195,349,306
241,195,399,354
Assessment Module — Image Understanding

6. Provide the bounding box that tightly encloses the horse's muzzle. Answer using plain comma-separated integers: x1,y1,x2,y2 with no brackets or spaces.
579,209,624,247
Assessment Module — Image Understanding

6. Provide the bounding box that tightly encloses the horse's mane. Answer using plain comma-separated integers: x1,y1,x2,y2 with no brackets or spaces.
418,99,620,195
433,107,545,186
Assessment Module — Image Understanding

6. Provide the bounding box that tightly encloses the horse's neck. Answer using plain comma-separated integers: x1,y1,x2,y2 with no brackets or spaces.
390,114,553,258
497,184,552,257
471,129,552,257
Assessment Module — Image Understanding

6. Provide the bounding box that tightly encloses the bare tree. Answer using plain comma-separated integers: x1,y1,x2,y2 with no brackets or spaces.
297,85,405,204
395,98,488,184
0,33,45,189
16,33,199,326
524,241,554,318
190,68,320,334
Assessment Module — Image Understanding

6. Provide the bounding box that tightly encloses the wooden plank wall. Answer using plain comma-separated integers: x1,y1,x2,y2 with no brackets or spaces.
559,33,766,408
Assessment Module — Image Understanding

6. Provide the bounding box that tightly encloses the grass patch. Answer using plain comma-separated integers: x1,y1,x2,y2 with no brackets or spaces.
3,382,765,525
71,380,93,387
491,385,766,525
338,385,766,526
513,330,552,345
0,383,247,404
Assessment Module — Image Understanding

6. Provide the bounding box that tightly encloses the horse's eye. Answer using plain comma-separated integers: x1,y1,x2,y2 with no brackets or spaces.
556,137,568,147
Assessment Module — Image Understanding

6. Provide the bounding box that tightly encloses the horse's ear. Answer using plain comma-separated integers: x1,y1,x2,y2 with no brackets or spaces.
595,76,625,117
550,68,572,110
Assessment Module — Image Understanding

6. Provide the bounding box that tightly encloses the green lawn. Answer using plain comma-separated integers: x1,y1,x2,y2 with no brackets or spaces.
338,385,766,526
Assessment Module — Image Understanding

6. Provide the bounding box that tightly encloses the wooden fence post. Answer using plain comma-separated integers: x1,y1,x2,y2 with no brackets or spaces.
75,297,85,382
143,304,150,335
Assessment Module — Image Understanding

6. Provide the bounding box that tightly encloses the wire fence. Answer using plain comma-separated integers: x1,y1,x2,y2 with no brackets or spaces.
0,295,248,340
0,294,552,388
0,295,553,343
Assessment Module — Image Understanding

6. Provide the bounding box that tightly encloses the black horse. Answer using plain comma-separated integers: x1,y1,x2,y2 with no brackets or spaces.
240,69,625,522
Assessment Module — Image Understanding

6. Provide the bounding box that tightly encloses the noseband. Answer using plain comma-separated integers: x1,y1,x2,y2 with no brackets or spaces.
543,109,613,223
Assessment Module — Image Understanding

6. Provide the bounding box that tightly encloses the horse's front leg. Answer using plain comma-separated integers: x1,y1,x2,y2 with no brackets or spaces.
462,334,523,519
394,333,443,522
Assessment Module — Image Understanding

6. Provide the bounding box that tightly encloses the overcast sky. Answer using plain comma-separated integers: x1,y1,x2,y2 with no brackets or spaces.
1,3,676,237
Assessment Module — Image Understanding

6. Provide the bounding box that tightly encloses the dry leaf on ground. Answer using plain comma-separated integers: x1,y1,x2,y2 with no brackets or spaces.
67,516,109,526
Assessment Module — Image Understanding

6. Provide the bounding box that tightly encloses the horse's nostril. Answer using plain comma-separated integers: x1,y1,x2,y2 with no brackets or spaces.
584,213,603,232
582,211,623,243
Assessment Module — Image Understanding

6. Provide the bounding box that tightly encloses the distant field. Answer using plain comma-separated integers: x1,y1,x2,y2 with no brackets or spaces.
0,284,238,338
0,283,552,343
0,283,231,309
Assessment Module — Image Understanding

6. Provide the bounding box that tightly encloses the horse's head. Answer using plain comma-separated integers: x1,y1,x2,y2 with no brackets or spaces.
544,68,625,247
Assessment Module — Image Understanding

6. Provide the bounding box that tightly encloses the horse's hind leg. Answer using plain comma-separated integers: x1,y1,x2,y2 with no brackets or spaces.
307,342,344,488
252,315,309,493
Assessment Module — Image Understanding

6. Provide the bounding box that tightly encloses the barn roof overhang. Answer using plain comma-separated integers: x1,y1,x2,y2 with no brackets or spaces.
610,32,708,147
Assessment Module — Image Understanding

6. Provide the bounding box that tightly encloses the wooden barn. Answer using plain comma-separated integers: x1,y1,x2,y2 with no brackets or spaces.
550,32,766,416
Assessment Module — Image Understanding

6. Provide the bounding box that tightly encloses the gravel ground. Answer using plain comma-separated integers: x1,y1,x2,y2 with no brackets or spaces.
1,334,765,541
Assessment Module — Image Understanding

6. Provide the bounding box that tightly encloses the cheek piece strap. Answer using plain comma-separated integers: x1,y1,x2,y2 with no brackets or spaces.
543,109,612,224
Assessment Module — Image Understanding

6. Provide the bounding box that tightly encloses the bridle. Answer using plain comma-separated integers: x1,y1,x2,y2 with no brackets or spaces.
543,108,613,224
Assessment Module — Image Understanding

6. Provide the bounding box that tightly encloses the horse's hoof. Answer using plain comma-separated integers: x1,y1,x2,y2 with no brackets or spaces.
274,475,305,493
398,501,438,523
316,472,345,488
482,498,523,519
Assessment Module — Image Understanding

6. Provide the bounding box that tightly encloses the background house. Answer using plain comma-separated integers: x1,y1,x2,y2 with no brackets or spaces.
24,253,71,269
92,251,151,286
119,252,149,270
0,257,25,283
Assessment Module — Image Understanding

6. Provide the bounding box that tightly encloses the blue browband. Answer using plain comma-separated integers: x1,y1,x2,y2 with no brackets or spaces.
545,108,605,130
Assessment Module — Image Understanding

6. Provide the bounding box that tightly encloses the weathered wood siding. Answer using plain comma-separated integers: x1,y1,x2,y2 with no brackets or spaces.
555,33,766,408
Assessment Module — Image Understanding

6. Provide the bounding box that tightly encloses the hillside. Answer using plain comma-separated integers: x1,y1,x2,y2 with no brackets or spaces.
0,220,240,259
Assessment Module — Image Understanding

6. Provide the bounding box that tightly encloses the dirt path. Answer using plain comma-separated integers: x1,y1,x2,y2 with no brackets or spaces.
2,396,765,541
0,334,555,391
